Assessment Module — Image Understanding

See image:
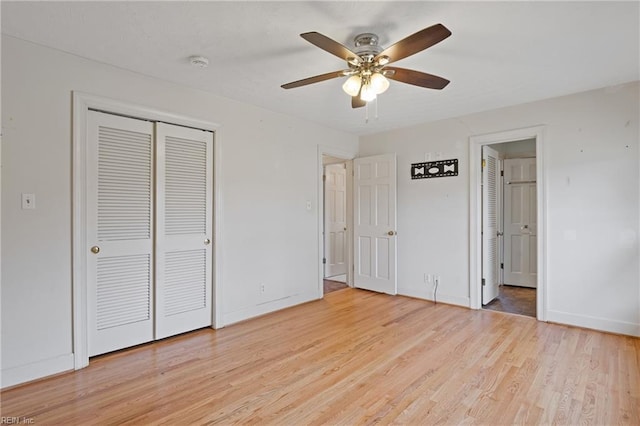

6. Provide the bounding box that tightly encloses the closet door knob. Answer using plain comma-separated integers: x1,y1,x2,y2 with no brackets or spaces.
204,238,211,245
91,246,100,254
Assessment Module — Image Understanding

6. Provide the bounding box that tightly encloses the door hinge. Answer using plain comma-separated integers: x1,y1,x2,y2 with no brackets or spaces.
482,278,486,286
322,257,326,264
322,174,326,181
500,170,504,176
500,263,504,269
482,159,486,168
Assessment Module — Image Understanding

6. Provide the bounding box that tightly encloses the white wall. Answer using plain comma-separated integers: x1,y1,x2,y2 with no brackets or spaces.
0,36,358,387
360,82,639,336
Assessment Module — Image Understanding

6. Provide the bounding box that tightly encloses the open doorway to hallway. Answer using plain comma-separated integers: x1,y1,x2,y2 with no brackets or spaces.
482,139,537,317
322,155,350,294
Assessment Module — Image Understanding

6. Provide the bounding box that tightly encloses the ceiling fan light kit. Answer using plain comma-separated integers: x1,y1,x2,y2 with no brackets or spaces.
342,75,362,96
281,23,452,109
370,72,390,94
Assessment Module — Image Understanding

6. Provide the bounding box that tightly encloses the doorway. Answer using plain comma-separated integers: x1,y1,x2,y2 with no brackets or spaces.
318,150,399,297
322,155,350,294
469,126,546,321
482,139,537,317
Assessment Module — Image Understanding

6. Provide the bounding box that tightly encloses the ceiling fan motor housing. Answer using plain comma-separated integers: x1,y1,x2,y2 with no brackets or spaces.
353,33,383,61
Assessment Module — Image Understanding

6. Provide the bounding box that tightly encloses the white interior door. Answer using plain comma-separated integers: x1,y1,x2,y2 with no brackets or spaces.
504,158,537,288
353,154,397,295
482,146,500,305
324,163,347,278
155,123,214,339
87,111,155,356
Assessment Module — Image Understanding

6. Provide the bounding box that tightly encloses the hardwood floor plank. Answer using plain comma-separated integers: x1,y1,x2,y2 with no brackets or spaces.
1,288,638,425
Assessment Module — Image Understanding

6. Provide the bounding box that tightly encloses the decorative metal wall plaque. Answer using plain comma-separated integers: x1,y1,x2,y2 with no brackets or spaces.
411,159,458,179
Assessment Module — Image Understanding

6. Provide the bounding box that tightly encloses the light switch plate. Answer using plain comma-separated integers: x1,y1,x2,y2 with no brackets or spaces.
22,193,36,210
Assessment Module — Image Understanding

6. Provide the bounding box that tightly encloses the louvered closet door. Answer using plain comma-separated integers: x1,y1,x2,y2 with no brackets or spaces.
482,146,500,305
155,123,213,339
87,111,155,356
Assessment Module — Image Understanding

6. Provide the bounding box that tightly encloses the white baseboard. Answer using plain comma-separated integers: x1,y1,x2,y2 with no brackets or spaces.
1,353,74,389
222,292,318,326
398,287,470,308
546,310,640,337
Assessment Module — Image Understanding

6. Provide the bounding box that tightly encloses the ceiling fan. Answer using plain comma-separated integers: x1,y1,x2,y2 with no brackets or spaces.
281,23,452,108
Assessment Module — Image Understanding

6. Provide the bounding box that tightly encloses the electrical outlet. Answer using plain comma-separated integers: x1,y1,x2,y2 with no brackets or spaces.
434,276,440,286
260,283,265,294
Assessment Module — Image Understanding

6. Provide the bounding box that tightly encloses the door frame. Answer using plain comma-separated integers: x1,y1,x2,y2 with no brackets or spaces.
72,92,222,369
317,146,356,297
469,126,547,321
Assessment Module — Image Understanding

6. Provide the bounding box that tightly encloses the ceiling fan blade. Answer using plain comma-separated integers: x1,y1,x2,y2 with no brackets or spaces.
281,70,345,89
375,24,451,64
301,32,360,63
352,96,366,109
384,67,450,89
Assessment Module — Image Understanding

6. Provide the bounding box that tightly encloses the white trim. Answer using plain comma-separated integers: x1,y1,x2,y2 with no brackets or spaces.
398,287,470,308
0,31,3,388
222,291,318,326
317,145,357,298
72,92,222,370
72,95,89,369
212,128,224,329
547,310,640,337
469,126,547,321
1,354,74,389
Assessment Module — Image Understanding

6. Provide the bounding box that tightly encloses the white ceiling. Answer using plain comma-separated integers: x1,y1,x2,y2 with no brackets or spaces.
2,1,639,136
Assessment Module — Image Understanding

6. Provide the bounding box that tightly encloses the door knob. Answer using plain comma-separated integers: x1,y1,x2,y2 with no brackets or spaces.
497,231,504,237
204,238,211,245
521,225,529,230
344,227,347,231
387,231,397,236
90,246,100,254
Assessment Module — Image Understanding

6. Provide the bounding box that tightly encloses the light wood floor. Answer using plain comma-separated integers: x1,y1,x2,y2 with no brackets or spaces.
2,289,638,425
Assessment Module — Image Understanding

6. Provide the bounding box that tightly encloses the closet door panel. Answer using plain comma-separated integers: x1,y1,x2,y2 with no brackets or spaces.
155,123,213,339
87,111,155,356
